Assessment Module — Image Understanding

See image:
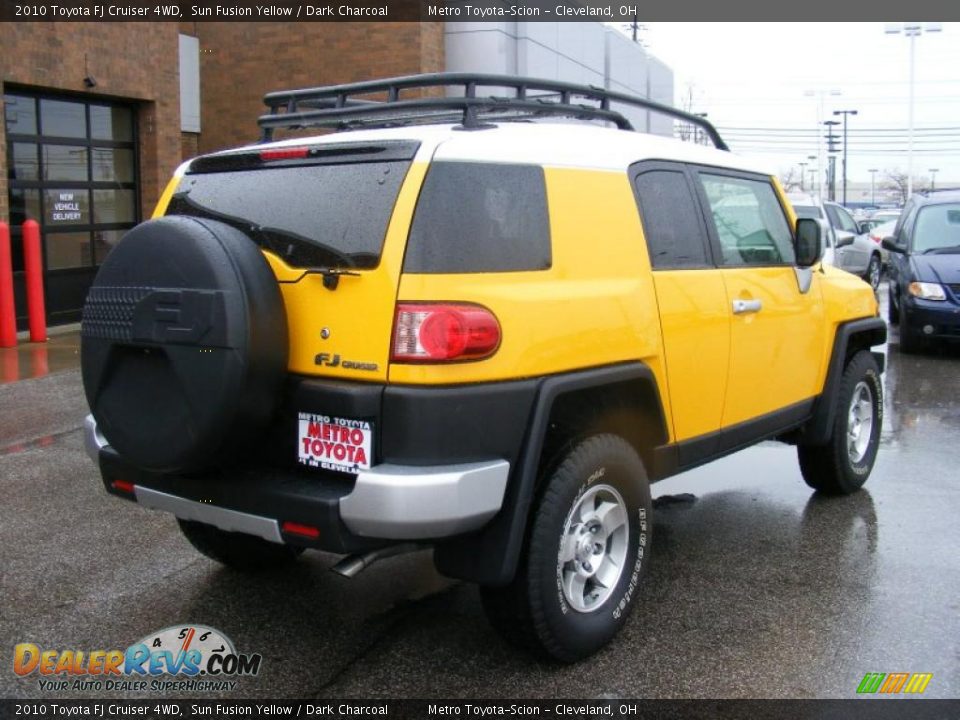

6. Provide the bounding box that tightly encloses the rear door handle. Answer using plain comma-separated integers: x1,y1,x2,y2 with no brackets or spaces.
732,299,763,315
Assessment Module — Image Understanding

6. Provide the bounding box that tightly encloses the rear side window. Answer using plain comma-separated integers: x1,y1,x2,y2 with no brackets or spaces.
404,162,551,273
167,158,412,269
634,169,710,269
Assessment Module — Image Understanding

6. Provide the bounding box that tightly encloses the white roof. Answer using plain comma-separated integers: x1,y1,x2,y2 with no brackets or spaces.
229,122,773,176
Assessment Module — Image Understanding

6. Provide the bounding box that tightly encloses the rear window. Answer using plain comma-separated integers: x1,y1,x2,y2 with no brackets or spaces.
167,152,413,269
404,162,551,273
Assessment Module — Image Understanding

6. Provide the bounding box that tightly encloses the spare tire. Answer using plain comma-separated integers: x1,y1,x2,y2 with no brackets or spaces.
81,216,288,473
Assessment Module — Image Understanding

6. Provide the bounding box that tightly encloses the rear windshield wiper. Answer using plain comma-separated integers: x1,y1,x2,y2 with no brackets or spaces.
279,266,361,290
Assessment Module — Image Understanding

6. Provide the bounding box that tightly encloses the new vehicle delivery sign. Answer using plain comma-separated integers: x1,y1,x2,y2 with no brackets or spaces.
298,412,372,472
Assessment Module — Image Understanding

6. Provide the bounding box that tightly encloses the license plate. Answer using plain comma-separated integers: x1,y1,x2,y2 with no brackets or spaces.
297,412,372,473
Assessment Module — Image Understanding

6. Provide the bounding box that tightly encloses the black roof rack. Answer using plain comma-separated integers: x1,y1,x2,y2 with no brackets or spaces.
258,73,729,151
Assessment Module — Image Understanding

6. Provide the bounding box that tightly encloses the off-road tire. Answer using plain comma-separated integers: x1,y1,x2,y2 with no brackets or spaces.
178,520,303,571
798,351,882,495
480,434,652,662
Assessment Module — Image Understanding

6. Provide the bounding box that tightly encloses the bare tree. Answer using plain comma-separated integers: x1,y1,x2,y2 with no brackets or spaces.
883,168,927,205
779,167,802,193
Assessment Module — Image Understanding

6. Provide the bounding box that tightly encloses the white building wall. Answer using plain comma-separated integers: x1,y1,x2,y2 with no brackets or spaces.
444,22,674,137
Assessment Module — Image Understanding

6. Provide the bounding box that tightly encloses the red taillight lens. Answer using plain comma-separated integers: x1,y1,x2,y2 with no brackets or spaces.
111,479,135,495
259,146,309,161
870,234,882,244
281,521,320,539
392,303,501,362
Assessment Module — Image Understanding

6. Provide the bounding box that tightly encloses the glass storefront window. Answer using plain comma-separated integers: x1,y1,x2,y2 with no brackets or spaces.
93,228,126,264
40,99,87,138
91,148,134,183
43,145,89,181
10,188,41,226
44,189,90,226
90,105,133,141
46,232,93,270
93,189,135,224
4,95,37,135
9,143,39,181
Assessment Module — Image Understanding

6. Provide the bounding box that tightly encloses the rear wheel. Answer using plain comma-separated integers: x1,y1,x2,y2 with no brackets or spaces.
480,434,652,662
798,351,882,495
178,520,303,571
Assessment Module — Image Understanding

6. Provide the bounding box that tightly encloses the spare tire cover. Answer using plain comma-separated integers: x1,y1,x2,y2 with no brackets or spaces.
81,216,288,473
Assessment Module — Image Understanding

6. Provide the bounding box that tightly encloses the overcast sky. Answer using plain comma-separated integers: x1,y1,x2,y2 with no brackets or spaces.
642,22,959,194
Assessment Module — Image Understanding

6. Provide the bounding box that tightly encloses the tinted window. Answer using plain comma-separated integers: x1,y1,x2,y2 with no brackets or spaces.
405,162,551,273
700,174,795,266
168,160,412,269
634,169,710,269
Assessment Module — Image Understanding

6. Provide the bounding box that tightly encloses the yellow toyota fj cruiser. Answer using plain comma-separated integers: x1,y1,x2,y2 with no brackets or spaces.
82,74,885,662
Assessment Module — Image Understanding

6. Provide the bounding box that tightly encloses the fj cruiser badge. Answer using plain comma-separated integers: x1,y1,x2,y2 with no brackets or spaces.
314,352,378,372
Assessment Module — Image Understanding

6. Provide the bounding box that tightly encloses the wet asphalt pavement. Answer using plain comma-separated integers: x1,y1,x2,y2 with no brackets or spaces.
1,284,958,700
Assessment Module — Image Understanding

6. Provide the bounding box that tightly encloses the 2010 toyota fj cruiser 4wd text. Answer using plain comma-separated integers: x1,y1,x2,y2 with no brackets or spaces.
82,74,886,662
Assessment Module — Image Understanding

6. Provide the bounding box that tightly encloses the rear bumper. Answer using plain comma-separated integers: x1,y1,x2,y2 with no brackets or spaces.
86,414,509,549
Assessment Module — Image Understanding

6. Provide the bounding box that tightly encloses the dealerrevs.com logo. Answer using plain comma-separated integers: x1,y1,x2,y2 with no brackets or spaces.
13,625,261,693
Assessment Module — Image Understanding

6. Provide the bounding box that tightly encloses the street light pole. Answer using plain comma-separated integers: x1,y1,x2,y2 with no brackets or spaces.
833,109,858,205
804,89,841,201
929,168,939,191
869,168,878,205
799,161,808,191
886,23,942,199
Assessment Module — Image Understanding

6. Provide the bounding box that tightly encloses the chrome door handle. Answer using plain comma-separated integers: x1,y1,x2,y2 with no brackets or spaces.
732,299,763,314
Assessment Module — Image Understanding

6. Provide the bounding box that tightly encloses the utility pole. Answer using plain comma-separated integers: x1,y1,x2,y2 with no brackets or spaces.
799,161,808,191
824,120,841,202
929,168,939,191
833,109,858,205
869,168,878,205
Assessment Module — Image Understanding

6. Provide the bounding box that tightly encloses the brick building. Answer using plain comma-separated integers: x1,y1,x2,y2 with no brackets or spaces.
2,21,667,327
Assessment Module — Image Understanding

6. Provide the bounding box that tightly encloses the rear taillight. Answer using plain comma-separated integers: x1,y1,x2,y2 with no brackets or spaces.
870,233,882,244
392,303,501,362
259,146,309,161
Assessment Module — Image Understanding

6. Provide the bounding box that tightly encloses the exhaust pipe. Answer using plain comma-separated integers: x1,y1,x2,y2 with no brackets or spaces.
331,543,426,578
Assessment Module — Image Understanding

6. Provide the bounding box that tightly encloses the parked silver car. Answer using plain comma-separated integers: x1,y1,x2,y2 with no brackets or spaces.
787,194,883,290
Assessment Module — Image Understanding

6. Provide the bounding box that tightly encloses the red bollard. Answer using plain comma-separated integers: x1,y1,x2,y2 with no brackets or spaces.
22,219,46,343
0,222,16,348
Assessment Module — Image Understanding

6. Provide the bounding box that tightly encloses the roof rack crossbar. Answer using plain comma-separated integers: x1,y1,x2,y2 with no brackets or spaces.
259,96,634,134
258,73,728,150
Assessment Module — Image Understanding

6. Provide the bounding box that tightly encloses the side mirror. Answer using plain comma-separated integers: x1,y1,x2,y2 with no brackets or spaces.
795,218,823,267
881,236,906,253
835,231,855,249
